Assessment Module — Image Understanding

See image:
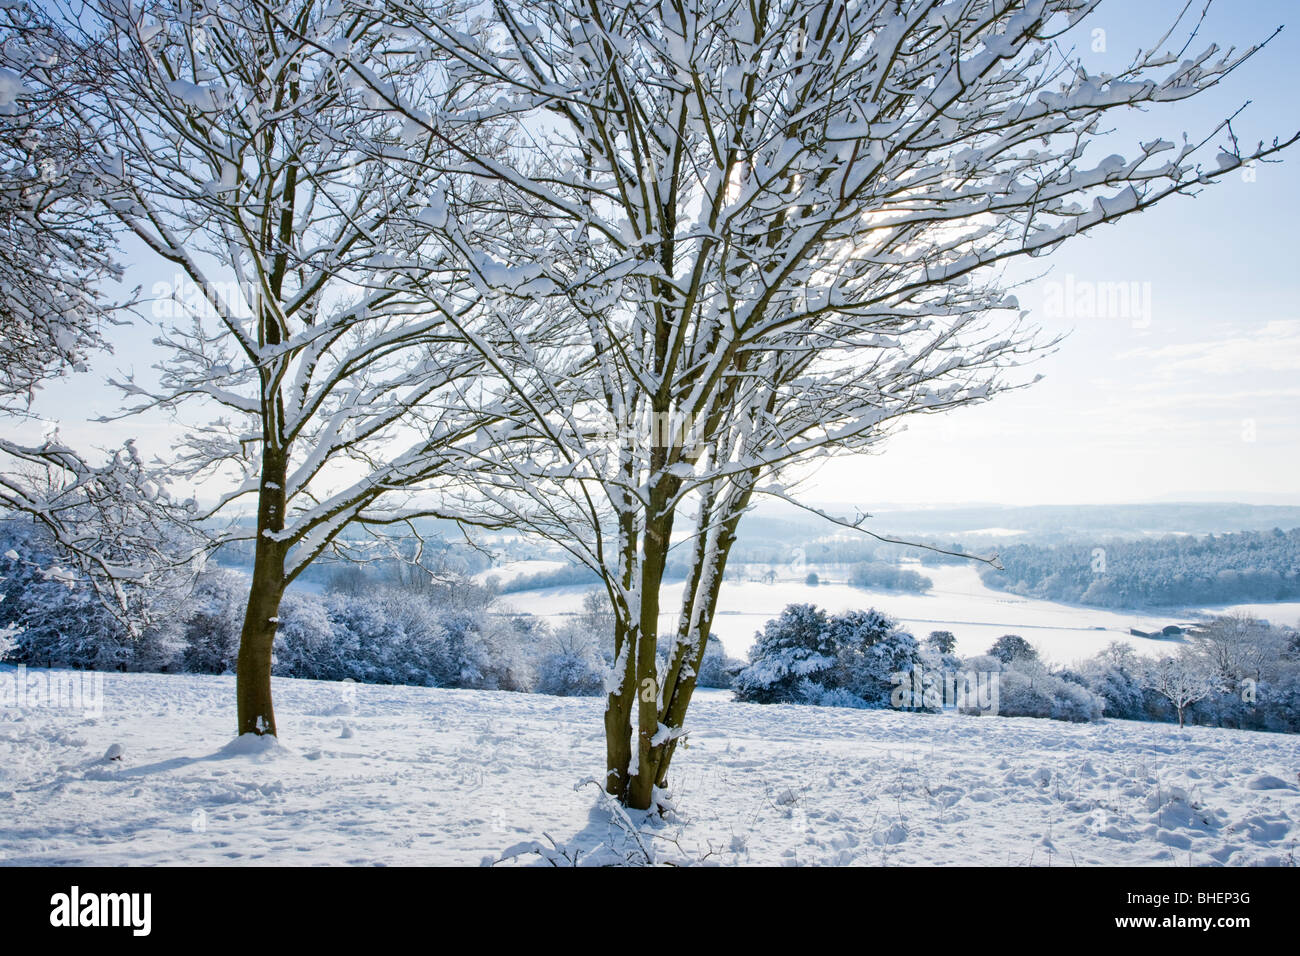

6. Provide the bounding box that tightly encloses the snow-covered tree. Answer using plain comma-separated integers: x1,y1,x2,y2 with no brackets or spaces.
927,630,957,655
66,0,534,736
314,0,1293,806
1143,648,1218,729
988,633,1037,664
1196,613,1285,693
830,609,924,706
1,3,197,618
0,437,198,617
0,518,188,670
735,604,924,707
0,0,122,409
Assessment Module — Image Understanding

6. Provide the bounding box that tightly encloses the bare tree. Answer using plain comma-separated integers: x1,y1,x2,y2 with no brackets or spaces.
344,0,1297,808
1144,647,1218,729
1196,613,1285,693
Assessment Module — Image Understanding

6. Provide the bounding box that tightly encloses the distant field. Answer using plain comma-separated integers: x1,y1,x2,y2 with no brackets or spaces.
497,560,1265,665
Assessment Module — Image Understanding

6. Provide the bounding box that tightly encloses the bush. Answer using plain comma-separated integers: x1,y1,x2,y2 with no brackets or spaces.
535,623,607,696
1082,663,1145,720
1051,679,1106,722
271,591,345,681
179,572,246,674
733,604,836,704
0,521,184,672
996,667,1054,719
829,609,925,707
734,604,924,708
695,635,742,689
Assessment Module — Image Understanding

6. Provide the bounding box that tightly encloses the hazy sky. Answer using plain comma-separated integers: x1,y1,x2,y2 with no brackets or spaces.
17,0,1300,510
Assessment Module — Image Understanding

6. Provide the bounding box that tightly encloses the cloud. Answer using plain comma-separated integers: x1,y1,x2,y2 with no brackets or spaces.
1114,320,1300,376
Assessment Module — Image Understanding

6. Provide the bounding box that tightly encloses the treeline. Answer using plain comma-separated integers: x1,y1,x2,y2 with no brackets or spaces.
848,561,934,593
498,540,965,594
737,604,1300,733
980,528,1300,607
0,521,741,696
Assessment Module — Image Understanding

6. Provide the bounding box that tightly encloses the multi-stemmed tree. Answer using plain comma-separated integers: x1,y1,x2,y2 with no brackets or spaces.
70,0,525,736
331,0,1297,808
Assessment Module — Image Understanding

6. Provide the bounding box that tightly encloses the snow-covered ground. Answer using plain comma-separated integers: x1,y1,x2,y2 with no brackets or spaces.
471,559,569,587
1,667,1296,866
504,562,1237,665
1193,602,1300,629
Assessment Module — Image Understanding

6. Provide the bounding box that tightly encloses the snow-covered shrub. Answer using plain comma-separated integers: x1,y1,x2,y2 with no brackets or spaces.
994,658,1104,722
421,607,492,688
271,591,343,681
831,610,926,708
813,686,869,709
464,612,537,692
1254,670,1300,733
535,623,607,697
1083,663,1145,720
1051,679,1106,722
0,520,182,671
735,605,923,708
733,604,836,703
179,571,246,674
695,635,742,689
995,667,1054,719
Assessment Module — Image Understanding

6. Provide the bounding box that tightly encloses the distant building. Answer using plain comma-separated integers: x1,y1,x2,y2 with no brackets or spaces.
1130,624,1190,639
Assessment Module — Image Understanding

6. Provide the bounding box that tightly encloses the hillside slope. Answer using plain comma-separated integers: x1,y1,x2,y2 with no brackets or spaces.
0,668,1296,866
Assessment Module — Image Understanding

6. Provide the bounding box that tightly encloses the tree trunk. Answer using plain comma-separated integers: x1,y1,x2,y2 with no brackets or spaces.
236,447,288,737
604,505,639,798
651,482,752,790
625,506,672,811
604,612,636,798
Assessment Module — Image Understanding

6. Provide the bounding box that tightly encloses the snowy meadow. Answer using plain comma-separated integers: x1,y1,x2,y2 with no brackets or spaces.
2,668,1297,866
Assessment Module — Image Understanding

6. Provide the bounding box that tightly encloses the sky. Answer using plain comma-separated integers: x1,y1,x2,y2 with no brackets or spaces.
15,0,1300,511
809,0,1300,507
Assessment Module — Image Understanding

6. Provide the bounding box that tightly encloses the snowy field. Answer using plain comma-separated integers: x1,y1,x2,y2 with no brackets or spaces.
472,559,569,588
503,562,1266,665
1,668,1297,866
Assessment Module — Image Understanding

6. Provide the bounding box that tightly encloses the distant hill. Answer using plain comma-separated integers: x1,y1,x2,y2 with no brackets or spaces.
749,501,1300,546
